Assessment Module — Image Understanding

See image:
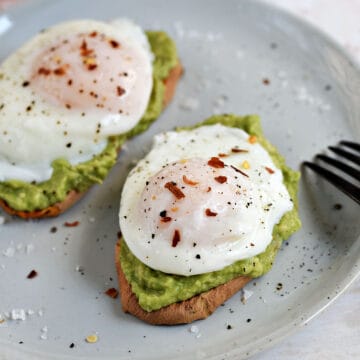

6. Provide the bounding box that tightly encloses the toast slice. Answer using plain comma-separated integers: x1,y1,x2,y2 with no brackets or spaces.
0,62,183,220
115,240,251,325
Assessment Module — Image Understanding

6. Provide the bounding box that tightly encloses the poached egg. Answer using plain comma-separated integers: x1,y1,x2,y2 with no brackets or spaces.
119,124,293,276
0,19,153,182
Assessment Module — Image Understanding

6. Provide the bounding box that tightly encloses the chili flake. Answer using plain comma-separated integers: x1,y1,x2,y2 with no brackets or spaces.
182,175,198,186
104,288,118,299
116,86,126,96
172,230,181,247
53,67,66,76
214,176,227,184
109,39,120,48
38,67,51,76
205,208,218,217
208,157,225,168
64,221,80,227
164,182,185,199
231,147,248,153
161,216,172,223
87,64,97,71
265,166,275,174
218,153,228,157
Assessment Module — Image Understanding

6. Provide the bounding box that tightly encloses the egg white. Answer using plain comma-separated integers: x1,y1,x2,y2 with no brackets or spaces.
119,124,293,276
0,19,153,182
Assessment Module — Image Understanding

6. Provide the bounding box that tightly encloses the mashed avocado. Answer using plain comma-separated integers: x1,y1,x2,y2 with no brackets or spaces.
0,31,178,211
119,114,301,312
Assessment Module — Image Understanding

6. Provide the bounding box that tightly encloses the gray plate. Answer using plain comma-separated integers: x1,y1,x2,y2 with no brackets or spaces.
0,0,359,359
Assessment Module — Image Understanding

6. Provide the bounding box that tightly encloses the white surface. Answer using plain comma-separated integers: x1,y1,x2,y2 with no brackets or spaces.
0,0,359,359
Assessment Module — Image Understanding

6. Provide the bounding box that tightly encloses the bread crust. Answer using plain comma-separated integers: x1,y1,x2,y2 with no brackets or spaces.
115,240,251,325
0,62,183,219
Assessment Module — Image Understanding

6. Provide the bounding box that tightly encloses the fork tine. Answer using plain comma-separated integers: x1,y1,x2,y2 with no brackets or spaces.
316,154,360,180
328,146,360,166
340,141,360,152
303,161,360,204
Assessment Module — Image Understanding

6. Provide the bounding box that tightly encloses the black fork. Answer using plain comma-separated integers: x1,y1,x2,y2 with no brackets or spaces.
303,141,360,205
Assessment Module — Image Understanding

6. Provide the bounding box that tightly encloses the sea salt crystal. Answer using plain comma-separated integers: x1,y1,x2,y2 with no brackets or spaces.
89,217,96,223
38,309,44,317
75,265,85,273
179,97,199,111
10,309,26,321
2,247,15,257
16,243,23,251
0,216,5,225
189,325,202,339
189,325,199,334
241,289,254,304
27,309,35,316
26,244,35,254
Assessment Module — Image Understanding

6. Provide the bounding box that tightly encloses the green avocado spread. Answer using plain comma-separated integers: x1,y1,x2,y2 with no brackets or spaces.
0,31,178,211
119,114,301,312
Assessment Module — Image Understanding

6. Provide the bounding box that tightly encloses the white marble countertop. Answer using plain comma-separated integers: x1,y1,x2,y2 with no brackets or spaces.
0,1,359,359
256,1,360,359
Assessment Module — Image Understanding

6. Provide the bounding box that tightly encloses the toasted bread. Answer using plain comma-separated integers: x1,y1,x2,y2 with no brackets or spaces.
115,240,251,325
0,62,183,220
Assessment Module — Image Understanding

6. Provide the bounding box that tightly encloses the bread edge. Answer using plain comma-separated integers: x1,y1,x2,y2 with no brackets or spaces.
0,62,183,219
115,240,252,325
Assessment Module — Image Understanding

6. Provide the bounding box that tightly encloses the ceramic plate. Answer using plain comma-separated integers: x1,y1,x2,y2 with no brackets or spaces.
0,0,359,359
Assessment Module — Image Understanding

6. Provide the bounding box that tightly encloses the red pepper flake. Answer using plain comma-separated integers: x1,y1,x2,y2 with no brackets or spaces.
205,208,218,217
64,221,80,227
53,67,66,76
265,166,275,174
109,39,120,48
89,31,97,37
218,153,228,158
172,229,181,247
262,78,270,85
104,287,118,299
38,67,51,76
87,64,98,71
182,175,198,186
230,165,249,178
207,186,212,192
214,176,227,184
164,182,185,199
208,157,225,168
27,270,38,279
80,40,93,57
116,86,126,96
160,216,172,223
67,79,73,86
231,148,248,153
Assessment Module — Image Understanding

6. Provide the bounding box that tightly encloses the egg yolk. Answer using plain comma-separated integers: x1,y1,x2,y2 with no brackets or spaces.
139,157,255,249
30,31,148,114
